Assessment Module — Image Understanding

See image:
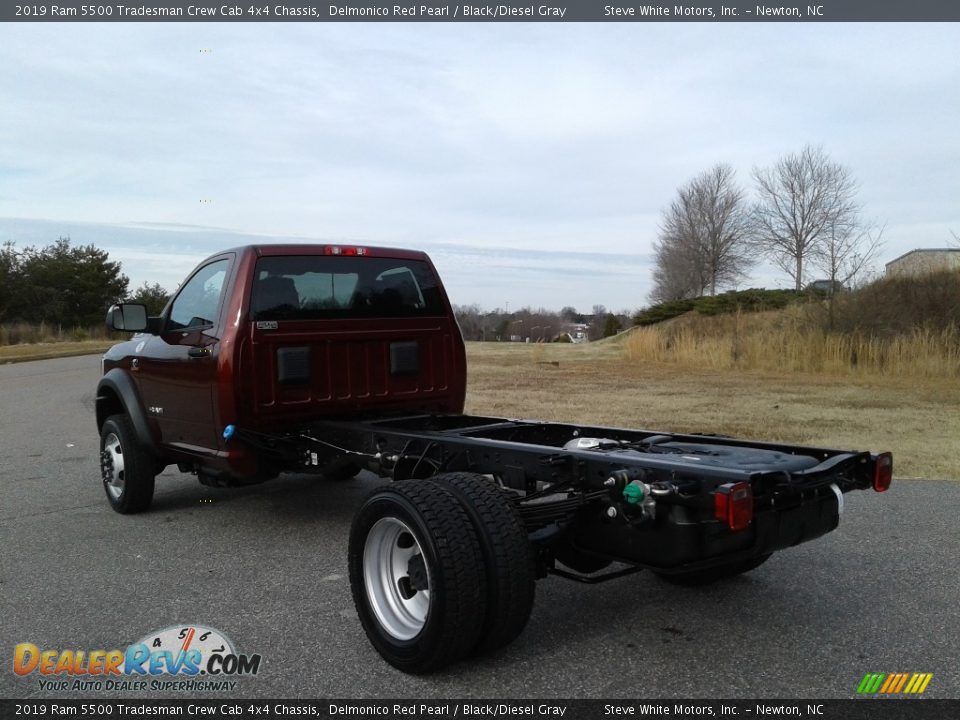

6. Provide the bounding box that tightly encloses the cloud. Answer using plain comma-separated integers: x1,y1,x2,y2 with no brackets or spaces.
1,23,958,309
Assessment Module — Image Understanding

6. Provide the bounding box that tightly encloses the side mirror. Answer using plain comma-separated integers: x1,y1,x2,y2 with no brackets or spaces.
106,303,149,332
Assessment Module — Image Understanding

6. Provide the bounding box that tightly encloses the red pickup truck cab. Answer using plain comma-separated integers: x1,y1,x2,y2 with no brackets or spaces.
97,244,465,510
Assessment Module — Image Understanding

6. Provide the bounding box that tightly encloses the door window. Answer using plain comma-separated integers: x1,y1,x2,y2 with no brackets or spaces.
168,259,229,330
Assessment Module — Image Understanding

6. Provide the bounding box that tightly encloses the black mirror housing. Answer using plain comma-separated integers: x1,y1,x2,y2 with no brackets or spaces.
106,303,149,332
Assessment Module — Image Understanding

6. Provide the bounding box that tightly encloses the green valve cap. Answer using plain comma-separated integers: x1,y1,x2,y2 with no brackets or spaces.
623,481,645,505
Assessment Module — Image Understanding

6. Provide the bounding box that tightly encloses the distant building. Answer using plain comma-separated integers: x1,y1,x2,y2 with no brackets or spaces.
565,323,590,343
885,248,960,278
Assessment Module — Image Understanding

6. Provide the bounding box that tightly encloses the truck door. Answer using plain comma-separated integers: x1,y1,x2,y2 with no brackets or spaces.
136,256,232,453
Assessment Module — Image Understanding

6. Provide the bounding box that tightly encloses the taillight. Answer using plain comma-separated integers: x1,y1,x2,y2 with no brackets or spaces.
324,246,367,256
873,452,893,492
714,482,753,531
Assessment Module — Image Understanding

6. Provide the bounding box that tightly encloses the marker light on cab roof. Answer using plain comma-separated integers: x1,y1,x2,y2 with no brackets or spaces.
324,246,367,256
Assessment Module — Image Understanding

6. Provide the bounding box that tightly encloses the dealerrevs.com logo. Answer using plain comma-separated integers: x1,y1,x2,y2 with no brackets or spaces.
13,625,261,692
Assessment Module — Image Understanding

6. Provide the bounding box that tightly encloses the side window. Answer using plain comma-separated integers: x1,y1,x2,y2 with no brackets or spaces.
375,267,426,309
168,259,230,331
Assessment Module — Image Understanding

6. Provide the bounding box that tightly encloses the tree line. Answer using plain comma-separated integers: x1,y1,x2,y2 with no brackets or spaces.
651,145,884,303
0,237,170,327
1,236,625,341
454,304,627,342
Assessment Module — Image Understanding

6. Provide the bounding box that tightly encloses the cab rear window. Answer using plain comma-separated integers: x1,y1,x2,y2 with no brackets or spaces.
251,256,445,320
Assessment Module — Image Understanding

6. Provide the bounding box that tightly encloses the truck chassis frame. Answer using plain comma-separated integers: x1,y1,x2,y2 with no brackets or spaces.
226,413,882,579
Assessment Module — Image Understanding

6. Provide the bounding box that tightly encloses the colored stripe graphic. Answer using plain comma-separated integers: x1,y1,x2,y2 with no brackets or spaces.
858,672,932,694
892,673,909,693
857,673,886,694
882,673,909,693
904,673,934,694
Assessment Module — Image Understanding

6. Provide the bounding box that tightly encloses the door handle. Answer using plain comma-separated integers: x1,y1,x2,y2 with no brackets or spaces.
188,346,211,359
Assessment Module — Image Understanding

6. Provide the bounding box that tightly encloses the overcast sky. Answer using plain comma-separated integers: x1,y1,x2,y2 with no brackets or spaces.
1,22,958,312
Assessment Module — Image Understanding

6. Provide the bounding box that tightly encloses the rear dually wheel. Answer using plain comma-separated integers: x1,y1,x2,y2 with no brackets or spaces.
431,472,536,655
348,480,487,673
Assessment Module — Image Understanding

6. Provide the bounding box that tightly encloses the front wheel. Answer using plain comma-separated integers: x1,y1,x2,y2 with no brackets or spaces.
348,480,487,673
99,414,156,514
654,554,772,587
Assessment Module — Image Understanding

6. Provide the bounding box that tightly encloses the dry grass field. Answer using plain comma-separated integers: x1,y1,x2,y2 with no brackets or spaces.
5,334,954,479
0,339,113,363
464,339,960,481
624,308,960,379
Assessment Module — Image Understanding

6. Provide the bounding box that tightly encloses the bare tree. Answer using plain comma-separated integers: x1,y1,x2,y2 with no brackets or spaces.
455,304,565,342
650,164,753,302
453,304,484,341
649,236,706,302
692,164,754,295
752,145,859,291
587,304,607,341
814,222,885,291
814,222,885,329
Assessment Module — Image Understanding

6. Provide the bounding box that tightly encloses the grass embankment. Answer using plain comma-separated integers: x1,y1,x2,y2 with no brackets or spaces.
624,309,960,379
0,340,113,363
0,322,115,362
464,340,959,480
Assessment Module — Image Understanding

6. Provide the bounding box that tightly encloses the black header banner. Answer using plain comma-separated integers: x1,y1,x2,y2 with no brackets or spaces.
3,0,960,23
3,700,960,720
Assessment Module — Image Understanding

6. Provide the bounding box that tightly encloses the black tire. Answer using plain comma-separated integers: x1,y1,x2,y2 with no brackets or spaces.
654,553,772,587
554,544,613,574
348,480,487,673
431,472,536,655
99,414,156,514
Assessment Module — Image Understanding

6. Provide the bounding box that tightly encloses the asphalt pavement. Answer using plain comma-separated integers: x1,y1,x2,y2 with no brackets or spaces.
1,355,957,700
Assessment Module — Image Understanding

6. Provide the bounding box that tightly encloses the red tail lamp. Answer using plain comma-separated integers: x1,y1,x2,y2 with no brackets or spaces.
714,481,754,531
873,452,893,492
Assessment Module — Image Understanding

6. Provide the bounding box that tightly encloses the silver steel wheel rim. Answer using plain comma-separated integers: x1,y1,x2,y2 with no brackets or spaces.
102,432,126,500
363,517,430,640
